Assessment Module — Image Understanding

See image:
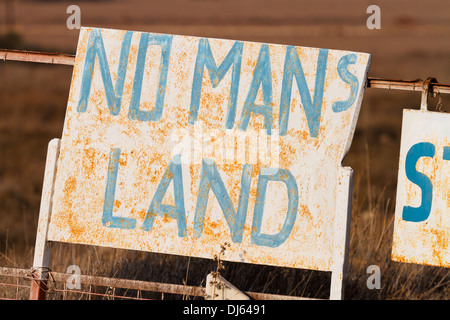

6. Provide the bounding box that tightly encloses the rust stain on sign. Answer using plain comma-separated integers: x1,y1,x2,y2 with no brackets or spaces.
392,109,449,268
47,27,370,271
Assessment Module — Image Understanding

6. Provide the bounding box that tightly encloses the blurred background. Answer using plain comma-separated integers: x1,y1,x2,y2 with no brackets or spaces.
0,0,449,299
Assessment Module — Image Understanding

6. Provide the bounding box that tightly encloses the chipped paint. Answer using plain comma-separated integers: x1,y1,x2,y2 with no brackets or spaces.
392,109,450,268
46,27,370,271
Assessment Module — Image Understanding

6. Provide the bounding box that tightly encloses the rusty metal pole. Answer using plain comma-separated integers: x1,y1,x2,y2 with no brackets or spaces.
29,275,49,300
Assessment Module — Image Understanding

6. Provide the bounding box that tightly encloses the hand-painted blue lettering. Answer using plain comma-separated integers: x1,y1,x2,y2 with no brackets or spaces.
78,29,133,115
251,167,299,248
189,39,243,129
128,33,173,122
238,44,273,135
402,142,435,222
193,160,252,243
332,54,359,113
102,148,137,229
443,146,450,161
279,47,328,137
142,154,187,237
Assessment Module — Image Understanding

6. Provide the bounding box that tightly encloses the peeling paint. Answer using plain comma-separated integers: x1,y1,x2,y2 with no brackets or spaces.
392,109,450,268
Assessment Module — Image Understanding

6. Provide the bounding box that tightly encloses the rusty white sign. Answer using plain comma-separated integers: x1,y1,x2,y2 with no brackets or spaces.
392,109,449,268
46,27,370,271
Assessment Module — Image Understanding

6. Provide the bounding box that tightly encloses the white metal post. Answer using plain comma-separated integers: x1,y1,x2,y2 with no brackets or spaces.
29,138,60,300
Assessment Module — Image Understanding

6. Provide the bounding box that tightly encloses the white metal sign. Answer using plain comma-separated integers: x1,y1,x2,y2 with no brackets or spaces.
45,27,370,273
392,109,449,268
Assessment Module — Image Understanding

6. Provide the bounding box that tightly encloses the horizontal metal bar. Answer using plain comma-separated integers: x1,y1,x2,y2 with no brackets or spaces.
0,49,75,66
0,266,29,278
245,291,320,300
367,77,450,95
3,49,448,95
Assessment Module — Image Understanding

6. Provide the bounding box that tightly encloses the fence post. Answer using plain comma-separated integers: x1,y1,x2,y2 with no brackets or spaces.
29,138,60,300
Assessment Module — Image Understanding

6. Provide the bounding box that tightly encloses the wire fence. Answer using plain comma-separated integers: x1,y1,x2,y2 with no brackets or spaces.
0,266,206,300
0,266,307,300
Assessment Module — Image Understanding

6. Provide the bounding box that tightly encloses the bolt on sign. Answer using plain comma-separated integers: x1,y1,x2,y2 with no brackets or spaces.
392,109,449,268
45,27,370,272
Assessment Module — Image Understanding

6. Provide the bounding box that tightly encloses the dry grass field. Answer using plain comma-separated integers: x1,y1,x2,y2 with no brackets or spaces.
0,0,449,299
